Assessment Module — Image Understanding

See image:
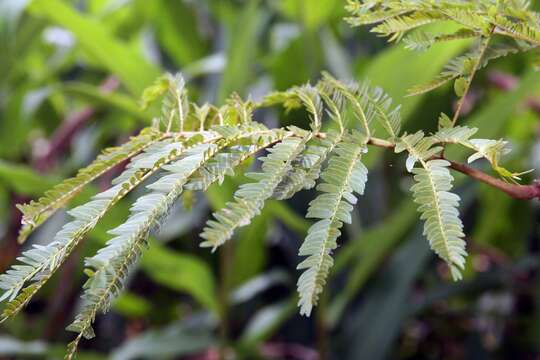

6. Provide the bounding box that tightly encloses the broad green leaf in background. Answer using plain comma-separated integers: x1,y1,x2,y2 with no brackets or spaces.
140,241,218,313
275,0,343,30
231,214,270,287
217,0,262,103
141,0,208,67
111,320,215,360
113,292,151,318
62,82,150,123
29,0,159,96
343,228,431,360
329,201,418,326
0,161,57,196
239,299,297,349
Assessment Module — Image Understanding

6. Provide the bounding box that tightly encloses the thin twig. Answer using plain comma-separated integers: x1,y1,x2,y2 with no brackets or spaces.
451,30,494,127
365,136,540,201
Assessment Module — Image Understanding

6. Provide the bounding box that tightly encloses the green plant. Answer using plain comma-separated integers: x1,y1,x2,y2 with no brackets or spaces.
1,1,540,358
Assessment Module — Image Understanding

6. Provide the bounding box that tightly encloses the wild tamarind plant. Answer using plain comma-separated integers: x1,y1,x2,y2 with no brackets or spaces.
2,1,540,358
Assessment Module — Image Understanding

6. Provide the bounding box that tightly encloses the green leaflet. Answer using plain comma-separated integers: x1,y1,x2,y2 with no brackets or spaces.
16,127,163,244
321,72,403,141
395,132,466,280
347,0,540,48
297,131,369,316
321,73,372,137
411,159,466,280
371,11,445,42
403,29,478,52
433,124,478,144
200,135,308,251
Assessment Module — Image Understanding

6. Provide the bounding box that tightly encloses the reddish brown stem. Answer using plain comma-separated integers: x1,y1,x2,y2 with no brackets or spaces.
366,137,540,201
447,160,540,200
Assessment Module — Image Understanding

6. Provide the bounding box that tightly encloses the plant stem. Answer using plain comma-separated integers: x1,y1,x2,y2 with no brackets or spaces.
451,30,494,126
164,130,540,200
365,136,540,200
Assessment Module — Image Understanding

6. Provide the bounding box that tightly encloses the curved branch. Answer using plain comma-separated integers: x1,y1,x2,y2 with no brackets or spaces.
366,136,540,200
447,160,540,200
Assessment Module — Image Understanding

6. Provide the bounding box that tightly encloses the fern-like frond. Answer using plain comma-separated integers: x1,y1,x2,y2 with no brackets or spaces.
200,133,309,251
466,139,511,166
362,83,402,140
186,128,288,192
346,0,540,47
404,29,478,51
272,90,346,200
64,141,220,359
347,0,540,98
16,127,163,243
491,14,540,46
0,138,186,321
411,159,466,280
273,131,344,200
301,131,345,190
345,2,411,27
395,133,466,280
408,41,519,96
297,131,368,316
433,124,478,145
321,73,372,137
372,12,445,42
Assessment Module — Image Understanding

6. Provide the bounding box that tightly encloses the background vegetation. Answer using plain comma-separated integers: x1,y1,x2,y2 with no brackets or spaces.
1,0,540,359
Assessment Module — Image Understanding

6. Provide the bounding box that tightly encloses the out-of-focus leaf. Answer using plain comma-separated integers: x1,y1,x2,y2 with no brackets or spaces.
343,227,431,360
62,82,150,122
231,270,290,304
140,241,218,313
111,320,215,360
113,292,152,318
182,53,226,80
275,0,342,30
231,213,270,287
239,298,297,348
321,27,353,80
0,86,41,159
0,160,57,195
329,201,418,326
266,33,321,90
0,0,29,31
0,336,47,356
142,0,207,67
267,200,311,235
0,0,42,83
28,0,160,96
217,0,262,103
